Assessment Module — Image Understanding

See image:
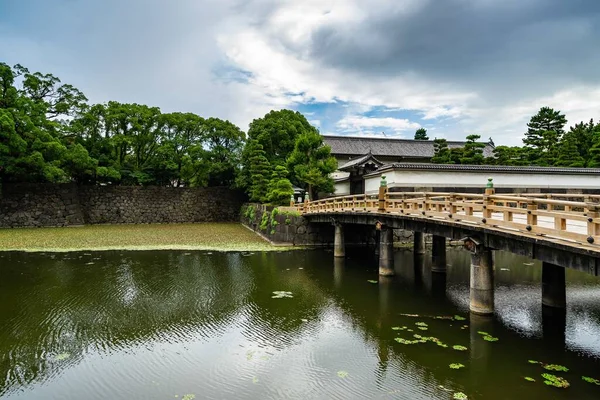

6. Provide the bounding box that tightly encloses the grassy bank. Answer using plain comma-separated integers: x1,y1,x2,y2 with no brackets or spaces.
0,223,292,252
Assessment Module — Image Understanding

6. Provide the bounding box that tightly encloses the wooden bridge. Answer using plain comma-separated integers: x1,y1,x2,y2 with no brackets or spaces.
296,178,600,316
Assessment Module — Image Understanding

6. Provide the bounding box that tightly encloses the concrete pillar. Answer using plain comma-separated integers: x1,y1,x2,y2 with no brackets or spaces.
374,229,380,256
413,231,425,255
333,257,345,289
542,262,566,309
542,305,566,348
431,235,447,273
379,227,395,276
469,244,494,315
334,223,345,258
413,253,424,288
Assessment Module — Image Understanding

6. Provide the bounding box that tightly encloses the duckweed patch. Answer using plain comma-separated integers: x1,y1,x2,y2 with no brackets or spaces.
524,377,536,382
367,280,378,284
449,363,465,370
182,395,196,400
0,223,289,252
53,352,71,361
482,336,499,342
453,392,468,400
452,345,468,351
454,315,466,321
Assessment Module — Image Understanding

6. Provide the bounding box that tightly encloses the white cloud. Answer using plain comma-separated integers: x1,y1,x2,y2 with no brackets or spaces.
336,116,420,134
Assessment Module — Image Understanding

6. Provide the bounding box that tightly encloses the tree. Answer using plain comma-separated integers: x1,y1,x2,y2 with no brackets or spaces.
555,135,585,167
562,119,597,166
431,138,452,164
523,107,566,166
247,141,271,202
414,128,429,140
488,146,527,166
267,166,294,205
460,134,485,165
0,63,96,184
287,130,337,199
203,117,245,187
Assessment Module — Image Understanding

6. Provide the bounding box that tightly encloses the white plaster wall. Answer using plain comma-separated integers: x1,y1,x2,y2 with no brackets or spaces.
334,180,351,196
364,169,600,194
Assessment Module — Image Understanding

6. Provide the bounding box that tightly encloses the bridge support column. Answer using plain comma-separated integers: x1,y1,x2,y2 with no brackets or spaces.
464,238,494,315
542,262,566,309
431,235,446,273
334,223,345,258
379,227,395,276
413,232,425,255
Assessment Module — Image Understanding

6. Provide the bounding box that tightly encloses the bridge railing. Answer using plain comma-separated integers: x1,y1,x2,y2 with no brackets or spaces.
299,190,600,247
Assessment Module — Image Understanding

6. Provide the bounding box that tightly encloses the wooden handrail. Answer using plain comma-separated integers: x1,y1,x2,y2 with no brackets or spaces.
298,191,600,248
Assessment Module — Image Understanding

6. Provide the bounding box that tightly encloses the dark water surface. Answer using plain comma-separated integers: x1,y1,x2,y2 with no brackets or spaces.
1,248,600,399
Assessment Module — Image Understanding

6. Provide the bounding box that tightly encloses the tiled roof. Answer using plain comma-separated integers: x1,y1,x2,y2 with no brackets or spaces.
338,152,384,171
372,163,600,175
323,135,495,158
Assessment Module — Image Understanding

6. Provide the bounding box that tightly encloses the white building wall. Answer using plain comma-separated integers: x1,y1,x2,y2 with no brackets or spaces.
364,169,600,194
334,180,351,196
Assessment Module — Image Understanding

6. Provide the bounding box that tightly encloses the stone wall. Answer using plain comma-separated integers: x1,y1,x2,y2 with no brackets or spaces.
240,203,418,247
0,183,245,228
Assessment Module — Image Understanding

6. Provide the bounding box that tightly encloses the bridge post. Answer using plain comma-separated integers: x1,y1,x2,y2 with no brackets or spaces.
413,232,425,255
378,175,387,212
542,262,566,309
464,237,494,315
333,222,345,258
378,225,395,276
431,235,446,273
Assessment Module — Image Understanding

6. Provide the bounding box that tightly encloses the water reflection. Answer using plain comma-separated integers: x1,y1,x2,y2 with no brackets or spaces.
0,248,600,400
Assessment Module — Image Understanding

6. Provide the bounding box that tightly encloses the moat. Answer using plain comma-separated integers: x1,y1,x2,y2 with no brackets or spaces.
1,248,600,399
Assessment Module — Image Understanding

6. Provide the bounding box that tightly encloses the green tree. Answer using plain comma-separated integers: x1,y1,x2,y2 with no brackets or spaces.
562,119,597,166
247,140,271,202
488,146,528,166
203,117,245,187
287,130,337,199
414,128,429,140
431,138,452,164
555,135,585,167
523,107,566,166
0,63,96,184
240,109,315,191
460,134,485,165
267,166,294,205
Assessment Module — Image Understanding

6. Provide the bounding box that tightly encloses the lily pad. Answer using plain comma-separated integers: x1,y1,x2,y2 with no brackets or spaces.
337,370,349,378
452,345,468,351
542,373,569,388
528,360,540,364
453,393,468,400
542,364,568,372
417,326,428,331
524,377,536,382
54,352,71,361
477,331,489,336
415,322,428,327
582,376,600,385
482,336,499,342
272,291,293,298
449,363,465,370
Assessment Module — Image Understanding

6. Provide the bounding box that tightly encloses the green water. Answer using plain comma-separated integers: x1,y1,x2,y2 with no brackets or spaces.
1,248,600,399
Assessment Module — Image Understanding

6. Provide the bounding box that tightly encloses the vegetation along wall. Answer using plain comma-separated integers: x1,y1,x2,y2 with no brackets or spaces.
0,184,245,228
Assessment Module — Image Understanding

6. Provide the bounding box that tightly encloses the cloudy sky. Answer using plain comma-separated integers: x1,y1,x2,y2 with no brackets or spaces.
1,0,599,145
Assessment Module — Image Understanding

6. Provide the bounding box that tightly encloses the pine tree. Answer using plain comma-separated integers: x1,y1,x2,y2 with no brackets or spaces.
247,140,271,202
523,107,566,165
431,138,452,164
460,134,485,165
267,165,294,205
414,128,429,140
555,136,585,167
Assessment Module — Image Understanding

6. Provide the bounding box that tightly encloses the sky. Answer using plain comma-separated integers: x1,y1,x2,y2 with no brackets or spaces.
1,0,599,145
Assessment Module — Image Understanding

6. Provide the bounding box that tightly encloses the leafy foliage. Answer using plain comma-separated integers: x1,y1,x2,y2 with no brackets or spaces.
414,128,429,140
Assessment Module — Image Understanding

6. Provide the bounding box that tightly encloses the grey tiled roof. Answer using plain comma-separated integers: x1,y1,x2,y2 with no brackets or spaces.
374,163,600,175
338,153,383,171
323,135,495,158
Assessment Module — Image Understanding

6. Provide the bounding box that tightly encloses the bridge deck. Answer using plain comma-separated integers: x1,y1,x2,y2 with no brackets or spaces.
298,192,600,253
